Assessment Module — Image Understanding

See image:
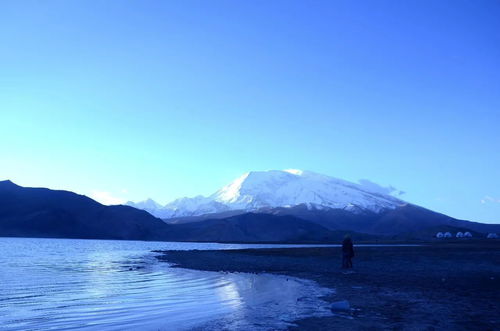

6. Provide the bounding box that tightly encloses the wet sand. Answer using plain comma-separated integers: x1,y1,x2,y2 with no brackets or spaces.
156,242,500,330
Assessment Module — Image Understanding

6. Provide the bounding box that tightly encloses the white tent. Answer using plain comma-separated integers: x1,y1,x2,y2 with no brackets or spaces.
443,232,452,238
487,233,498,239
463,232,472,238
436,232,444,238
456,232,464,238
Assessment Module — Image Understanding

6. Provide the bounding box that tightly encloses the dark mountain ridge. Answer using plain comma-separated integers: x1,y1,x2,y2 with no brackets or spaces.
0,180,171,240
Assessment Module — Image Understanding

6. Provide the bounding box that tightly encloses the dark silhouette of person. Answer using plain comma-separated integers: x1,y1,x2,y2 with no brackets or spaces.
342,235,354,268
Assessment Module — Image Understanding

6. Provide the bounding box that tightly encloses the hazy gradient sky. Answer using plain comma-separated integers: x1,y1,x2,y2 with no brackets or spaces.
1,0,499,223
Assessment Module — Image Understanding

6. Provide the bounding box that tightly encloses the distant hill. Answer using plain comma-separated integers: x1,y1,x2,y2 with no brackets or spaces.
164,212,377,243
0,180,171,241
164,204,500,240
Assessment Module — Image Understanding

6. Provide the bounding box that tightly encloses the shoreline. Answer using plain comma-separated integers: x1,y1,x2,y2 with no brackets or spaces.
156,243,500,330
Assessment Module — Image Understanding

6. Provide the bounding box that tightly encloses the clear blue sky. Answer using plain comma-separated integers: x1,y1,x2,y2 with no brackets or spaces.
1,0,499,223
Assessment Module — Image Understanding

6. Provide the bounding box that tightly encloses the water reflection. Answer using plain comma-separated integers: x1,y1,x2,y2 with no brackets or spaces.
0,238,333,330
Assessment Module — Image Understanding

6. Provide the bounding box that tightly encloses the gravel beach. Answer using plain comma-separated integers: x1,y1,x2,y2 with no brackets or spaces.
156,242,500,330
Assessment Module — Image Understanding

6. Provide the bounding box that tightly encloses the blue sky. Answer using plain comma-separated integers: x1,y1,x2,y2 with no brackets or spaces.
1,0,499,223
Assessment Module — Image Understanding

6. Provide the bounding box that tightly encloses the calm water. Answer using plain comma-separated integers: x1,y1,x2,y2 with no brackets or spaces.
0,238,335,330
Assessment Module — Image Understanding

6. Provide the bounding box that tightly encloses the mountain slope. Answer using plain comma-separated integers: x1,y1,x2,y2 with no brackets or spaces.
0,180,172,240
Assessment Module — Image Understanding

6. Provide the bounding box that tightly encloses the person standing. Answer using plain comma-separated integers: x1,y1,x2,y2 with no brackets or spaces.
342,235,354,268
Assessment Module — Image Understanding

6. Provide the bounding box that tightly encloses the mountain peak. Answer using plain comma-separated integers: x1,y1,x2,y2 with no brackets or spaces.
0,180,19,188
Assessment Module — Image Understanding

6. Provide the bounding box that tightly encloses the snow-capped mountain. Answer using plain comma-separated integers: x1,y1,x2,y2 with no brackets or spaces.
128,169,406,219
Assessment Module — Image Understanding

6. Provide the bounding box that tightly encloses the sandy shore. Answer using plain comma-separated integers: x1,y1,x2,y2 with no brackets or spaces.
156,242,500,330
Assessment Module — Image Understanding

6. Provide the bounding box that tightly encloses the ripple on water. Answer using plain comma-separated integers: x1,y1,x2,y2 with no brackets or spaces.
0,238,334,330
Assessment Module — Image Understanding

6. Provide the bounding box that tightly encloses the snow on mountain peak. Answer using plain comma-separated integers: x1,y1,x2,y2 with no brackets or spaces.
127,170,405,218
284,169,304,176
212,169,402,211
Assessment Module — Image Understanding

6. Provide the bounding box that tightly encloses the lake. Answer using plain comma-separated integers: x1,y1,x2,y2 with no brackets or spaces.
0,237,335,330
